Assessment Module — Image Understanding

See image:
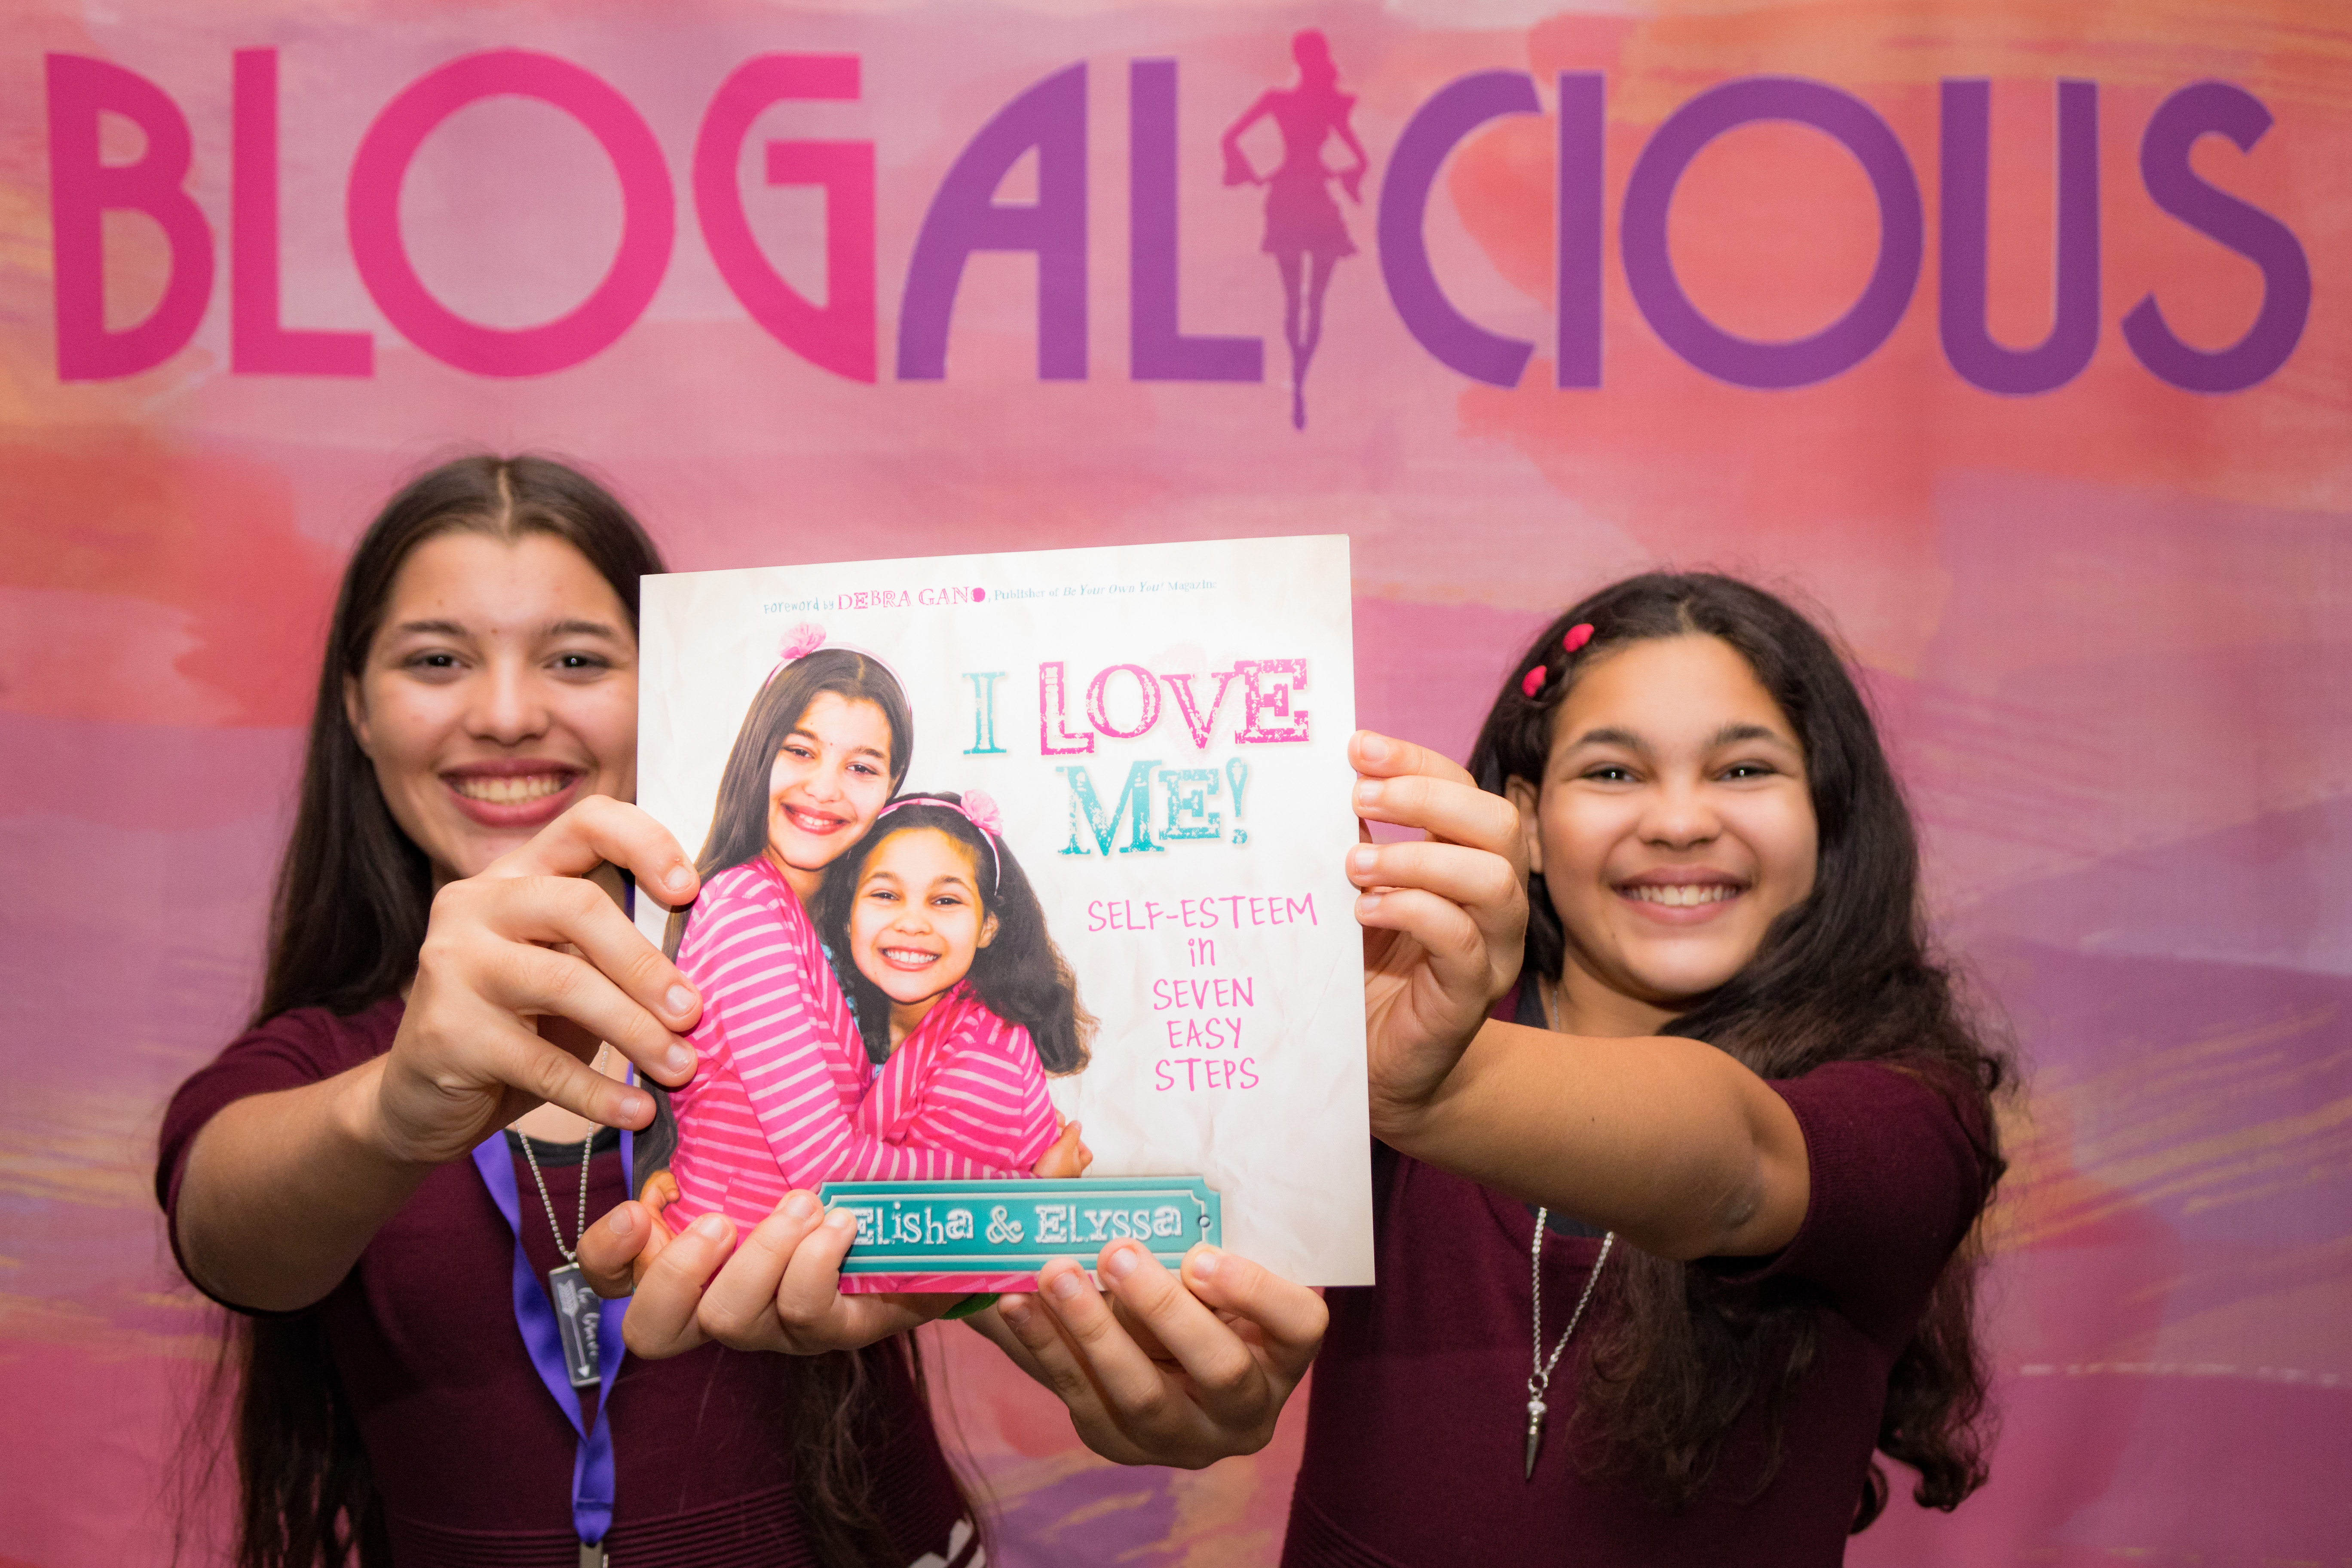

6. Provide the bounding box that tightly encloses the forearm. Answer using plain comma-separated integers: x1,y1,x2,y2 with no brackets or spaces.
1372,1019,1808,1260
175,1058,435,1311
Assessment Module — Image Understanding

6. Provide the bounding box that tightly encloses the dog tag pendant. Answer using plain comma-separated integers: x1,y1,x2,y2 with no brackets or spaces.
548,1262,601,1389
1523,1396,1546,1480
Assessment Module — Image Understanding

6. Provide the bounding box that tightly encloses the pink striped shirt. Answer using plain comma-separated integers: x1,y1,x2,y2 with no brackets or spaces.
665,857,1044,1240
857,982,1057,1168
845,980,1061,1294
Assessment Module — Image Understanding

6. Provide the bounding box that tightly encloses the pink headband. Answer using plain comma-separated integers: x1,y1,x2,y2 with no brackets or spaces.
876,790,1004,891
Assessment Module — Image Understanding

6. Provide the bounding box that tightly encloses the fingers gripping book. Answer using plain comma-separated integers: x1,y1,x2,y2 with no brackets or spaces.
634,538,1373,1288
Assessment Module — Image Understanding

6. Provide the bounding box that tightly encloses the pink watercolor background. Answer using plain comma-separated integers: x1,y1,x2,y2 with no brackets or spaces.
3,3,2348,1565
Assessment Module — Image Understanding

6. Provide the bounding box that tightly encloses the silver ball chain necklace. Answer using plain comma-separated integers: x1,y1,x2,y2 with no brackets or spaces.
516,1044,607,1389
1525,976,1617,1481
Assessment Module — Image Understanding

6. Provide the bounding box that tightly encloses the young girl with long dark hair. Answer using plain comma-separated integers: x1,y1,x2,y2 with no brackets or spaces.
809,791,1093,1292
580,568,2003,1556
156,458,979,1568
1279,572,2009,1565
162,457,1311,1568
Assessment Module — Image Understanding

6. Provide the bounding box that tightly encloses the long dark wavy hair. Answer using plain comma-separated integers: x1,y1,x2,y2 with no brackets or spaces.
662,645,913,958
203,455,957,1568
813,794,1095,1073
1464,572,2009,1529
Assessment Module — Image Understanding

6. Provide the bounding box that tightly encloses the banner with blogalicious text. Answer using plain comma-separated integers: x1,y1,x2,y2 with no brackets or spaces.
3,3,2347,1564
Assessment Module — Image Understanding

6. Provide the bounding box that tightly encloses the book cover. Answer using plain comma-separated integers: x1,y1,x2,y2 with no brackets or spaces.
634,536,1371,1287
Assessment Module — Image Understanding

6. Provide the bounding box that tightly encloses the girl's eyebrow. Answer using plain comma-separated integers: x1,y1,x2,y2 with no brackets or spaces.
1565,722,1797,752
546,617,625,640
785,725,889,761
1711,721,1795,748
387,617,624,641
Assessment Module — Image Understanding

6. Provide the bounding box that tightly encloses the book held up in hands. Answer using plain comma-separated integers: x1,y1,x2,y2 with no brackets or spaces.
634,537,1371,1288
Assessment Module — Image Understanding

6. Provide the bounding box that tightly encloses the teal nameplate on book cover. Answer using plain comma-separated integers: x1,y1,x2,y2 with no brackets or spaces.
816,1178,1222,1273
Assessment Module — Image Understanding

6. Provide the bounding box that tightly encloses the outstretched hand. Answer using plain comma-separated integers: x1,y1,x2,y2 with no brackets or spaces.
975,1242,1326,1469
372,795,705,1169
1344,730,1528,1132
582,1183,1327,1470
174,795,706,1313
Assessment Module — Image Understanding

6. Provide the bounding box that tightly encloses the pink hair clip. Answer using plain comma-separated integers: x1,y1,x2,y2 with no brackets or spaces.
1561,622,1594,654
959,788,1004,838
1521,666,1547,698
762,622,830,686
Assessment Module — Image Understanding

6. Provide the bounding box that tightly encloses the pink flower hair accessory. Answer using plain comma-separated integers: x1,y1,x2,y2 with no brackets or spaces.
959,788,1004,838
1561,623,1595,654
761,622,832,686
1521,666,1547,698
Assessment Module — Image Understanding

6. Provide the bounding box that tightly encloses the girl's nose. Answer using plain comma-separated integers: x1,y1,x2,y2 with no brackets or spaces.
466,656,551,745
1640,777,1721,848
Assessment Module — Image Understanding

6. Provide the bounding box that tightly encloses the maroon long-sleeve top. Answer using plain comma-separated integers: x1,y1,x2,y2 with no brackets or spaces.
1285,995,1994,1568
158,998,969,1568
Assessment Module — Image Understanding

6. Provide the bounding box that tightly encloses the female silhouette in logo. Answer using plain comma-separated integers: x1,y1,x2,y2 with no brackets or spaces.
1222,30,1369,431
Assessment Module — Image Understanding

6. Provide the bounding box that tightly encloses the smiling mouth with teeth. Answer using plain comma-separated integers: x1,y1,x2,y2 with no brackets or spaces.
449,773,572,805
784,805,845,834
881,946,940,967
1623,883,1740,907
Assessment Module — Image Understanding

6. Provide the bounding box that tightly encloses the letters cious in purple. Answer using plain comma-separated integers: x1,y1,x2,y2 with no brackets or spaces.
1377,70,1541,388
2121,81,2311,394
1556,72,1607,389
1622,77,1923,390
1939,80,2100,395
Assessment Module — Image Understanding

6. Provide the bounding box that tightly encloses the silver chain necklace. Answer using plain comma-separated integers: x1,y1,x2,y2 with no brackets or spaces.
517,1123,597,1265
1525,974,1617,1481
1525,1210,1614,1479
515,1047,609,1393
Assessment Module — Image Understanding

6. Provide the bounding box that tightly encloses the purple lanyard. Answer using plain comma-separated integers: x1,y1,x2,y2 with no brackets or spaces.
472,1112,633,1550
